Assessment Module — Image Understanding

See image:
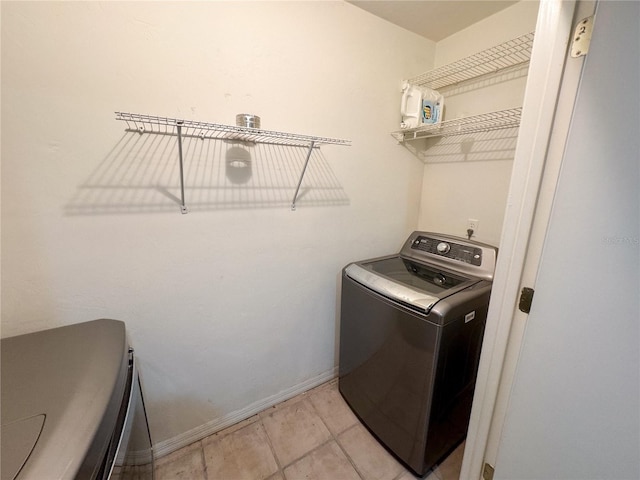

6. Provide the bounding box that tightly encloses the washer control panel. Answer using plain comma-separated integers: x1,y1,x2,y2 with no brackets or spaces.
400,232,497,281
410,235,483,266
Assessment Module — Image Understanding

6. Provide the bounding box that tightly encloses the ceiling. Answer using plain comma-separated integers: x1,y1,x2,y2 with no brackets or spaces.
348,1,518,42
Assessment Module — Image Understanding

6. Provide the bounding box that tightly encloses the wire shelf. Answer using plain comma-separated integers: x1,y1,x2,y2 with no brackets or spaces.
115,112,351,147
391,108,522,142
407,32,534,90
114,112,350,212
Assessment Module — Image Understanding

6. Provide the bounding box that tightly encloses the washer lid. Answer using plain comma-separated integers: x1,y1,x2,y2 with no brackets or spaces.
345,256,477,313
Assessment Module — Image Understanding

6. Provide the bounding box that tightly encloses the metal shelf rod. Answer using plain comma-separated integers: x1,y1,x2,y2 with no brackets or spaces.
291,141,315,211
176,123,188,214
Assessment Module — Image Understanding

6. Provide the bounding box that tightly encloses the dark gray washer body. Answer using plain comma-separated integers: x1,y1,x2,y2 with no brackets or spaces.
338,232,495,476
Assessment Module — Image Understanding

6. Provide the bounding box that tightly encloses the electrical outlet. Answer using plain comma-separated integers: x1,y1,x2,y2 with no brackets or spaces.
468,218,479,231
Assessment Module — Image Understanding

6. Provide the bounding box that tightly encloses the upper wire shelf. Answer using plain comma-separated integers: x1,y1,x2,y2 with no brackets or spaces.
392,108,522,142
115,112,351,148
407,32,534,90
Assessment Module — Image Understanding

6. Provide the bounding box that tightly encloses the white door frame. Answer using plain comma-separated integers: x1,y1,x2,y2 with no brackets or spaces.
460,1,590,478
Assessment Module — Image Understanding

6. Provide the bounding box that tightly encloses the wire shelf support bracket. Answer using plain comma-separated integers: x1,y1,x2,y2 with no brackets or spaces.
115,112,351,212
175,122,188,214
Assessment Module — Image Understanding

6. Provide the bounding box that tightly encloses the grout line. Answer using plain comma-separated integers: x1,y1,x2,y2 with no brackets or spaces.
273,385,364,478
333,424,368,480
198,440,209,480
280,437,335,472
274,397,334,470
305,387,368,480
255,419,285,479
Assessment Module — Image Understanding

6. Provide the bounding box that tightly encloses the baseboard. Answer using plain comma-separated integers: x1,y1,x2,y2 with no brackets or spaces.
153,367,338,459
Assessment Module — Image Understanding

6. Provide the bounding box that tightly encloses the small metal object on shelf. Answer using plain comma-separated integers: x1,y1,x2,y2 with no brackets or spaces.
236,114,261,129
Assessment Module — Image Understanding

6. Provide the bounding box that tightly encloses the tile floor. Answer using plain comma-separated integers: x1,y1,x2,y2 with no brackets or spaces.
154,379,465,480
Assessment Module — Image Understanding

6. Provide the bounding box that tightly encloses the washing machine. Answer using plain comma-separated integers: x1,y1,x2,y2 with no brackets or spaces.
338,231,497,476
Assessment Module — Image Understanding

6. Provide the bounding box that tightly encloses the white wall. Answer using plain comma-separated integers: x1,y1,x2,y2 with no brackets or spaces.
495,1,640,477
417,1,539,246
0,1,435,451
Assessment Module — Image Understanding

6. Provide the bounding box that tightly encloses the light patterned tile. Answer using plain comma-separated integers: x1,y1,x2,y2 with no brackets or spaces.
283,441,361,480
136,462,155,480
153,381,463,480
308,381,359,436
258,391,307,419
425,468,443,480
338,424,404,480
394,467,441,480
394,469,428,480
261,398,332,466
210,414,260,439
266,473,285,480
154,442,205,480
433,442,465,480
202,421,278,480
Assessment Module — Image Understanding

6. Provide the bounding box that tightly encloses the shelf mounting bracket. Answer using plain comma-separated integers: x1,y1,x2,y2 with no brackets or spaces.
176,123,188,214
291,141,315,211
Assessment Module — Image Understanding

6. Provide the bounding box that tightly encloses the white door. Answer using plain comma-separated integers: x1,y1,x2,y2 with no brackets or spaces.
493,1,639,478
461,1,583,477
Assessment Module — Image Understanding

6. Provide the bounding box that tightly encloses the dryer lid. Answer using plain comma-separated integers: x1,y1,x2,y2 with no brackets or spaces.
1,415,45,480
1,320,128,480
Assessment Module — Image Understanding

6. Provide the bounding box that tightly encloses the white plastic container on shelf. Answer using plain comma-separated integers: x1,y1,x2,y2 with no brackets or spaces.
400,81,444,129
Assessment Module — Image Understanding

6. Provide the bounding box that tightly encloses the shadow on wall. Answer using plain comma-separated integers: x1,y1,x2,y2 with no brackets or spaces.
65,132,349,215
400,127,520,164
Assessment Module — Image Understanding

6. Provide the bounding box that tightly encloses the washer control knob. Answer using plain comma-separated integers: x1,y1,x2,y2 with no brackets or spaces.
437,242,450,254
